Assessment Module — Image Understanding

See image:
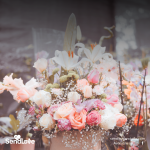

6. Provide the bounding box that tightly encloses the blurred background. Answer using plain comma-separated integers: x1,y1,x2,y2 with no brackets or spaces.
0,0,150,116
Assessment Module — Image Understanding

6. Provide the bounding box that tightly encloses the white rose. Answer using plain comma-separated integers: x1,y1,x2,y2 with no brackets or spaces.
99,103,119,115
113,102,123,112
39,114,55,130
92,85,104,95
67,92,80,103
33,58,47,73
100,114,116,130
30,90,51,107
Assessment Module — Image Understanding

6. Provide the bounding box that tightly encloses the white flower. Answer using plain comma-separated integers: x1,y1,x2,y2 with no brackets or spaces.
93,85,104,95
39,114,55,130
52,50,91,70
76,43,113,63
99,103,119,130
30,90,51,107
68,92,80,103
33,58,47,73
52,51,79,70
100,114,116,130
113,103,123,112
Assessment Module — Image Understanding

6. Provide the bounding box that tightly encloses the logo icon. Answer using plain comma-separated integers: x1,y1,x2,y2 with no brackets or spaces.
5,135,35,144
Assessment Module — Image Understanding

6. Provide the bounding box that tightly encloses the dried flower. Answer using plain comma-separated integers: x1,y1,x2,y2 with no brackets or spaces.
52,68,59,75
59,75,68,83
28,106,35,115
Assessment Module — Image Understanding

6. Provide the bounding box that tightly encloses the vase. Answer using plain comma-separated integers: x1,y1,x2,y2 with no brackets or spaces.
10,143,35,150
43,130,101,150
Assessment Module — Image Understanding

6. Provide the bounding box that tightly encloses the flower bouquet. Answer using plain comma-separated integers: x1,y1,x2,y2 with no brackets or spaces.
1,13,149,150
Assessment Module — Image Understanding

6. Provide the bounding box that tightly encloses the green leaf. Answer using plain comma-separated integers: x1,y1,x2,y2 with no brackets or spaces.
49,75,54,84
9,114,20,133
60,67,68,76
142,141,149,150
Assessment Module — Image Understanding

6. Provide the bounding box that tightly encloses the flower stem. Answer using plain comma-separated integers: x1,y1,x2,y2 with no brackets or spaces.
136,68,146,138
119,61,124,114
145,84,148,138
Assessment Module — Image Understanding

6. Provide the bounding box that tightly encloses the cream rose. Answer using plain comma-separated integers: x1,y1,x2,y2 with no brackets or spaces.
33,58,47,73
83,85,92,98
54,102,74,120
100,114,116,130
68,92,80,103
113,103,123,112
39,114,55,130
30,90,51,107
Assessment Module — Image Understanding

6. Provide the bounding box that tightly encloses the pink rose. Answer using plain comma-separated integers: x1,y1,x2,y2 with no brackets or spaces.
77,79,89,92
107,94,119,106
54,102,74,120
87,69,99,83
68,108,87,130
86,111,101,126
115,113,127,127
83,85,92,98
94,100,105,110
28,106,35,115
16,89,30,102
47,104,61,116
57,119,71,131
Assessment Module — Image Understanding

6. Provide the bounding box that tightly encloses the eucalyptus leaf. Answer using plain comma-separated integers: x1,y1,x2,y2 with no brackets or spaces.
9,114,20,133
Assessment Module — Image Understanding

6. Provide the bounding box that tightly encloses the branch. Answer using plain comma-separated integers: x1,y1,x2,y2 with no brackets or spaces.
136,68,146,138
99,26,115,46
119,61,124,114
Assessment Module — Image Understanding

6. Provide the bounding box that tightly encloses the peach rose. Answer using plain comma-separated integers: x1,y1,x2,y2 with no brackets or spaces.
87,69,99,83
77,79,89,92
68,108,87,130
115,113,127,127
39,114,55,130
54,102,74,120
86,111,101,126
83,85,92,98
16,89,30,102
